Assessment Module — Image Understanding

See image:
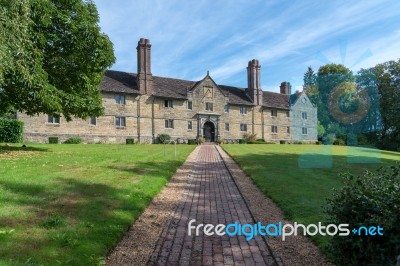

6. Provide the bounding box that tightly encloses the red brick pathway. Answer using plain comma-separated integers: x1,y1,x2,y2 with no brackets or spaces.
149,145,278,266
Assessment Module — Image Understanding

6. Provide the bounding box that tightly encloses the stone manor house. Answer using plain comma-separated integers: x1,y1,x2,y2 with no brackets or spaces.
18,38,317,144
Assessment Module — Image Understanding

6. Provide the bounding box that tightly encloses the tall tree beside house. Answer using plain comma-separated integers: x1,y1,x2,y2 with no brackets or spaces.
303,66,318,103
371,59,400,150
0,0,115,120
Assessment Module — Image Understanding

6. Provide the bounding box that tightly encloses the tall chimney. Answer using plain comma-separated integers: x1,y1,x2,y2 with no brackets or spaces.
137,38,153,95
246,59,263,105
280,81,292,95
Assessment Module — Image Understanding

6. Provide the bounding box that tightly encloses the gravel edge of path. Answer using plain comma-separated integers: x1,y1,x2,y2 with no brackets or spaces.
106,146,200,266
216,145,332,266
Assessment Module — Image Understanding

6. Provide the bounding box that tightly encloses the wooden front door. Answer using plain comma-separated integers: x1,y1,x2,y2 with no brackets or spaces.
203,122,215,142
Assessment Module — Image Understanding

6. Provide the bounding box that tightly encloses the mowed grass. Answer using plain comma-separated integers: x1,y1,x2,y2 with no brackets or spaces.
222,144,400,250
0,144,195,265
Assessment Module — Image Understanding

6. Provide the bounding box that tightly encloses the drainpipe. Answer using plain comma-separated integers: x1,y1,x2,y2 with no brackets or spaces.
152,96,155,143
136,95,141,143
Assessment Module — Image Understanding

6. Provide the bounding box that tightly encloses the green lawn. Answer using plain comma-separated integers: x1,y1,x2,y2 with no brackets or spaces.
0,144,195,265
222,144,400,250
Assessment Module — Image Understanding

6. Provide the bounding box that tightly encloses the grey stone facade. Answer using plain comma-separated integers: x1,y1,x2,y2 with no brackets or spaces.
18,38,317,144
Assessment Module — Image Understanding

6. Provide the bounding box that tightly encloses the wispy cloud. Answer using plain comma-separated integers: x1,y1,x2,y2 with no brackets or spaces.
94,0,400,90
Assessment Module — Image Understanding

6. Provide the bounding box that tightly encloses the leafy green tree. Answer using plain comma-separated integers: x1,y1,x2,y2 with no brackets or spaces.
0,0,115,120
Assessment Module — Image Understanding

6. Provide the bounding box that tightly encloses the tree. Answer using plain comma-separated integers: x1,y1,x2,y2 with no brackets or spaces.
0,0,115,120
303,66,318,104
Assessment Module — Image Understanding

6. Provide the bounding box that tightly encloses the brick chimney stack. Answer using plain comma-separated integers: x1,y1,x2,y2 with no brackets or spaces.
247,59,263,105
137,38,153,95
280,81,292,95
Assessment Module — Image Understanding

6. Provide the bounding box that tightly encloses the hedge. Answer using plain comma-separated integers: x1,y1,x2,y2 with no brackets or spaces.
0,119,24,143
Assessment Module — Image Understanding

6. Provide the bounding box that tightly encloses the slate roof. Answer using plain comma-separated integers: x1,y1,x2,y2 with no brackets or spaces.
101,70,291,109
263,91,290,110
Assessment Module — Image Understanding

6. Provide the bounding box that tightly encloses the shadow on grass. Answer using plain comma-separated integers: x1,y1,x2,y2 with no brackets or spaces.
0,159,184,265
0,145,49,153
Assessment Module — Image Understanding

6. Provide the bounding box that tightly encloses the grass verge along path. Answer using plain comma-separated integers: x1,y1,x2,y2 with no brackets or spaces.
222,144,400,251
0,144,195,265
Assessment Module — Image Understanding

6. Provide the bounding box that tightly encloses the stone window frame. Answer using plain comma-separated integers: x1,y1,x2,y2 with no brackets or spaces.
287,126,290,133
89,116,97,126
225,123,230,131
302,127,308,135
165,119,174,129
115,116,126,128
187,101,192,110
205,102,214,111
115,94,126,105
271,125,278,134
164,100,173,108
271,109,277,117
240,106,247,115
224,104,229,113
187,121,192,130
302,112,308,120
47,115,60,124
240,123,247,132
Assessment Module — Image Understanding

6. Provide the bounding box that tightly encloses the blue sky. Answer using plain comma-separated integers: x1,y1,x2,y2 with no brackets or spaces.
94,0,400,93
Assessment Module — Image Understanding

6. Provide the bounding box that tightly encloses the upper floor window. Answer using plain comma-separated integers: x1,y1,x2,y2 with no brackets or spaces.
240,106,247,114
115,116,126,127
286,111,290,117
271,125,278,133
48,115,60,124
302,127,308,135
89,116,97,126
165,119,174,129
187,101,192,110
205,102,213,111
164,100,173,108
115,94,125,105
287,127,290,133
240,123,247,132
224,105,229,113
271,110,277,117
188,121,192,130
302,112,307,120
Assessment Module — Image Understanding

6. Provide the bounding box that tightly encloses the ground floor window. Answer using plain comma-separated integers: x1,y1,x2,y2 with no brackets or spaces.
89,116,96,126
271,125,278,133
48,115,60,124
240,123,247,132
225,123,229,131
115,116,126,127
302,127,308,135
165,119,174,129
287,126,290,133
188,121,192,130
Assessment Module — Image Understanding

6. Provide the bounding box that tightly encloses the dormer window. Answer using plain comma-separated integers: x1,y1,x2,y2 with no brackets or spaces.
271,110,277,117
224,105,229,113
187,101,192,110
115,94,125,105
240,106,247,114
164,100,173,108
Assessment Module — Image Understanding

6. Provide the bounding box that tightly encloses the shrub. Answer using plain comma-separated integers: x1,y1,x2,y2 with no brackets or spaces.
0,119,24,143
216,138,223,145
157,134,171,144
197,137,205,144
242,132,257,143
239,139,246,144
48,137,59,144
63,137,82,144
126,138,135,144
256,138,266,142
188,139,197,145
326,165,400,265
280,140,286,144
316,141,322,145
293,141,303,144
333,138,345,146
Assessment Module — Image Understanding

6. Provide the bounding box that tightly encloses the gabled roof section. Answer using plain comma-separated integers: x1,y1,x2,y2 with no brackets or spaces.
152,76,196,99
289,90,307,106
262,91,289,110
218,85,254,106
101,70,140,94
